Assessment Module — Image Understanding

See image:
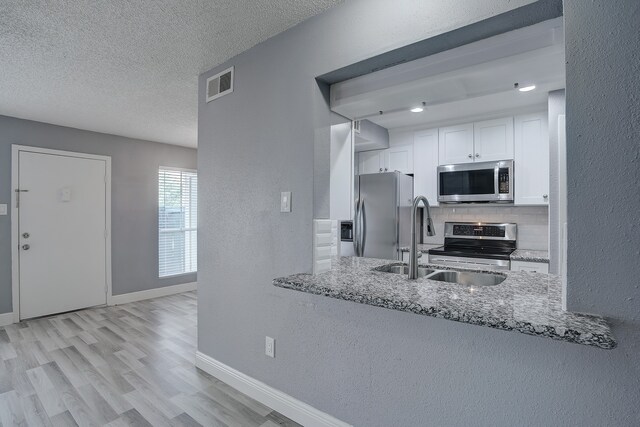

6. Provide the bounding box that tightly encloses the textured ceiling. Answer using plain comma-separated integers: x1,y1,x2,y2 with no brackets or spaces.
0,0,341,147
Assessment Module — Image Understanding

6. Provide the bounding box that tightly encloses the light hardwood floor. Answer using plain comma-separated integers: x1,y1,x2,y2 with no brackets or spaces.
0,291,300,427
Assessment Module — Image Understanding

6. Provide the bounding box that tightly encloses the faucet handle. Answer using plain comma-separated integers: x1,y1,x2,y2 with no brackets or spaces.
426,218,435,237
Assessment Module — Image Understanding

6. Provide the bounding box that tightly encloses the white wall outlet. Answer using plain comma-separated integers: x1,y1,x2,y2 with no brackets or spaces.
280,191,291,213
265,336,275,358
0,204,6,215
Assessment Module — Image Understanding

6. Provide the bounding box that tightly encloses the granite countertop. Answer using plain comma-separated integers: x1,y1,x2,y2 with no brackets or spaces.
510,249,550,263
273,256,615,349
401,245,551,264
399,243,442,253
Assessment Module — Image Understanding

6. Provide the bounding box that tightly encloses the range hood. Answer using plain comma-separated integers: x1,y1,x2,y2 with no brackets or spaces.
354,119,389,152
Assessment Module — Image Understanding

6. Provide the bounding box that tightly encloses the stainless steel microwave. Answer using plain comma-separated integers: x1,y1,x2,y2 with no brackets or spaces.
437,160,514,203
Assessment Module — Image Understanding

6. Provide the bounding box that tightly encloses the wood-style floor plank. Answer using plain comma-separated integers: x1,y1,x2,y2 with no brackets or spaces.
0,291,300,426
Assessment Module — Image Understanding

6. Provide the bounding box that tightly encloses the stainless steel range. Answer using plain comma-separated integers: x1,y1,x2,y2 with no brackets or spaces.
428,222,517,270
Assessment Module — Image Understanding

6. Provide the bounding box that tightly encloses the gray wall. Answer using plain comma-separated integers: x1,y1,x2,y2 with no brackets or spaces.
197,1,639,426
564,0,640,379
0,115,197,314
565,1,640,315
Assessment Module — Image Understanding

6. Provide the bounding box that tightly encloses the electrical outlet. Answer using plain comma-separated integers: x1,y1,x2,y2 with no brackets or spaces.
280,192,291,213
0,204,6,216
265,336,275,358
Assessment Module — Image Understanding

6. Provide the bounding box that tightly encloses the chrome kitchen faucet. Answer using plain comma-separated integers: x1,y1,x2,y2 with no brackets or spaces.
409,196,435,279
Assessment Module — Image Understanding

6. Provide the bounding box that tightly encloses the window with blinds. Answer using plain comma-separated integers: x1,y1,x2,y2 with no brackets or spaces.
158,168,197,277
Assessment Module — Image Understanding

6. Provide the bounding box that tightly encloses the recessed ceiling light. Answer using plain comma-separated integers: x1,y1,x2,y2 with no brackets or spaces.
514,83,536,92
410,107,424,113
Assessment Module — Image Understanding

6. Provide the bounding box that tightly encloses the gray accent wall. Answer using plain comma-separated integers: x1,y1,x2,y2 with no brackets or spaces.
0,115,197,314
316,0,563,84
564,0,640,376
198,1,639,425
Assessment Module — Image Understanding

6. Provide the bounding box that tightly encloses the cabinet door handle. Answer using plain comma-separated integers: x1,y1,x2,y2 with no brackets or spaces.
384,168,388,171
468,154,473,158
543,194,548,199
379,168,383,172
475,153,480,158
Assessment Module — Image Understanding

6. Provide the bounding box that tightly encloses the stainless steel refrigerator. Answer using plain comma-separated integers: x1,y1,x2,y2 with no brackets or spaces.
353,172,414,260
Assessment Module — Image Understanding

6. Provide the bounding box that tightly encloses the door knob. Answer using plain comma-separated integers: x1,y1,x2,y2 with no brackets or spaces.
22,244,30,250
22,232,30,239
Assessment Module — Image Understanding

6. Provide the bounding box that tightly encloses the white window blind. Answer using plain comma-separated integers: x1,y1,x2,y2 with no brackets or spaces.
159,168,197,277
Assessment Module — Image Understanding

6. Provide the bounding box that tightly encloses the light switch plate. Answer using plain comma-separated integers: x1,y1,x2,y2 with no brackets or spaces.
0,204,7,215
280,191,291,213
59,187,72,202
265,336,275,358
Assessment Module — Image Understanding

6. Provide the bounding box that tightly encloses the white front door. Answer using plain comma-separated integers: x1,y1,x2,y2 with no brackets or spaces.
18,150,108,319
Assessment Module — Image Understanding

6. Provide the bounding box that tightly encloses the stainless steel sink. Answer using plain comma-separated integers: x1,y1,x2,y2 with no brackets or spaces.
376,264,435,278
375,264,505,286
426,270,505,287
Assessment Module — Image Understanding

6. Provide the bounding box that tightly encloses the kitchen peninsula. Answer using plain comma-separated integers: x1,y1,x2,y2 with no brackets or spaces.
274,256,615,349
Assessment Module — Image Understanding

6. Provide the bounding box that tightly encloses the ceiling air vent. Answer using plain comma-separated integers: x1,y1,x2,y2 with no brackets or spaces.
353,120,361,134
206,66,234,102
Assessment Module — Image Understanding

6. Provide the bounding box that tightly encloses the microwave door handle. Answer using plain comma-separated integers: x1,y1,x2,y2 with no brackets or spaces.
494,166,500,198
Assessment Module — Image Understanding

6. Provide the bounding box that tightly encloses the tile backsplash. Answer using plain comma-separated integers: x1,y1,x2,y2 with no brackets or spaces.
423,206,548,251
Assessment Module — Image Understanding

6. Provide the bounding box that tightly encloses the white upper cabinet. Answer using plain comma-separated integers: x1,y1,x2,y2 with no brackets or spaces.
383,144,413,174
473,117,514,162
357,144,414,175
438,123,474,164
413,129,439,206
358,150,383,174
439,118,514,165
514,112,549,205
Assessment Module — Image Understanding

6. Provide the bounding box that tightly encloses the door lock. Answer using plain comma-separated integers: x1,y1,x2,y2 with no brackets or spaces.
22,232,30,239
22,244,30,250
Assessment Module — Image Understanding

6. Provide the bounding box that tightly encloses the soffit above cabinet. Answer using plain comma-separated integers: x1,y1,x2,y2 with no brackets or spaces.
330,18,564,131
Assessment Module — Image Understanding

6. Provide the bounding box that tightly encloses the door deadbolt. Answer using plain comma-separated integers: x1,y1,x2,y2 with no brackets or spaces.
22,244,30,250
22,232,30,239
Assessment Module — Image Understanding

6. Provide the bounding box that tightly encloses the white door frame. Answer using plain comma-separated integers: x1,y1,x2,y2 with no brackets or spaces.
11,145,112,323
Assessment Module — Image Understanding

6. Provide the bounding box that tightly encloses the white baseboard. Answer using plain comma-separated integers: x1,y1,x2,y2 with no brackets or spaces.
109,282,197,305
195,351,351,427
0,312,14,327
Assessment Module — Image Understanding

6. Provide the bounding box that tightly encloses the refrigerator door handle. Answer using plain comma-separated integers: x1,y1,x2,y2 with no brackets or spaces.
353,198,360,256
360,198,366,256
